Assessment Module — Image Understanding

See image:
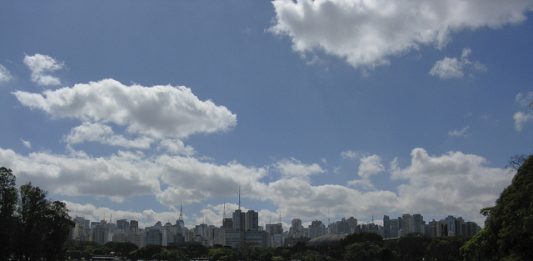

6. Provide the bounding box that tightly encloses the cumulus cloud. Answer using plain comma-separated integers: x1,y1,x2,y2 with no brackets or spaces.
430,48,486,79
358,154,384,178
340,150,362,160
157,139,195,156
448,125,470,137
275,158,324,178
156,156,269,206
0,148,161,202
271,0,532,69
13,79,237,139
23,54,64,86
0,145,514,225
0,64,13,83
514,91,533,131
20,139,32,149
65,201,182,228
347,178,375,190
392,148,514,223
65,122,153,149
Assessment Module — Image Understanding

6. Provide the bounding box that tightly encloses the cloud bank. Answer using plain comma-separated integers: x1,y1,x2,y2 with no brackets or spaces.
271,0,532,69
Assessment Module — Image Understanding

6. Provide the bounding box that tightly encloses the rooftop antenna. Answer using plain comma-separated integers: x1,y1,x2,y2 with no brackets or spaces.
179,200,183,221
223,201,226,219
238,185,241,210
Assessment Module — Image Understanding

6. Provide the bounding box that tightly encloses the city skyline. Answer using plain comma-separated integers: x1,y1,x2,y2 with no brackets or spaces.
1,1,532,233
70,199,481,248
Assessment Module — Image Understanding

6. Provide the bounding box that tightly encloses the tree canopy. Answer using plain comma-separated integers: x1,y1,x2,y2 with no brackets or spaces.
462,154,533,260
0,167,74,261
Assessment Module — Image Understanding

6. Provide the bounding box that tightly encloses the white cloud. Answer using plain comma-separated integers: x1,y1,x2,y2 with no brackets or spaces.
347,178,375,190
448,125,470,137
392,148,514,223
275,158,324,178
430,48,486,79
514,111,533,131
156,155,269,206
358,154,384,178
271,0,532,69
0,145,514,225
13,79,237,139
65,122,153,149
516,91,533,107
340,150,361,160
157,139,195,156
0,147,161,202
0,64,13,83
20,139,32,149
513,91,533,131
65,201,182,228
23,54,64,86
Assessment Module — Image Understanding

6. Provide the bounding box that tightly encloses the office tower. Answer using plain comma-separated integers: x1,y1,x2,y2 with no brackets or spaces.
383,215,390,238
390,218,400,238
413,214,425,234
308,220,326,239
245,210,259,231
130,220,139,232
401,214,413,236
116,219,129,231
145,228,162,246
445,216,457,236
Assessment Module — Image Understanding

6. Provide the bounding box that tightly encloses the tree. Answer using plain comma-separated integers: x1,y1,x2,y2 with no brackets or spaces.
425,237,463,261
0,167,74,261
462,154,533,260
396,234,431,261
0,167,18,260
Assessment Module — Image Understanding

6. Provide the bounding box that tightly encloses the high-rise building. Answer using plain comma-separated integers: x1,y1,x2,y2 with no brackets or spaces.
224,188,266,248
116,219,129,231
383,215,390,238
308,220,326,239
445,216,457,236
389,218,400,238
245,210,259,231
401,214,414,236
222,218,233,230
130,220,139,232
145,228,162,246
413,214,425,234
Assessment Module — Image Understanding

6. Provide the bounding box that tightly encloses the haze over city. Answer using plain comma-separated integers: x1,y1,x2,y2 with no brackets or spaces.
1,0,532,235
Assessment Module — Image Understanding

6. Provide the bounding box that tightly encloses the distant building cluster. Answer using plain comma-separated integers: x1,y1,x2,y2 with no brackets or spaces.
70,193,481,248
383,214,481,239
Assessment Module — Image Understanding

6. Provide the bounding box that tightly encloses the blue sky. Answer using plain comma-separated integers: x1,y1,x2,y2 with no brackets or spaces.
0,0,532,228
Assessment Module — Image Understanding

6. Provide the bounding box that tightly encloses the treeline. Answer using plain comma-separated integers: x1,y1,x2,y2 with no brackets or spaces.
65,233,467,261
0,167,74,261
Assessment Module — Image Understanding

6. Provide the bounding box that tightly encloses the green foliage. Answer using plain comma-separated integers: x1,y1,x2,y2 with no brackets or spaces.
425,237,464,261
0,167,18,260
395,234,431,261
0,167,74,261
104,241,138,256
462,154,533,260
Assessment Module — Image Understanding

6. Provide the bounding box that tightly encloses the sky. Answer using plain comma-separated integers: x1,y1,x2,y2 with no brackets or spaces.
0,0,532,229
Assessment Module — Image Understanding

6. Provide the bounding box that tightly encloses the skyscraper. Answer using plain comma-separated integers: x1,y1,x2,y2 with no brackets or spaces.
383,215,391,238
245,210,259,231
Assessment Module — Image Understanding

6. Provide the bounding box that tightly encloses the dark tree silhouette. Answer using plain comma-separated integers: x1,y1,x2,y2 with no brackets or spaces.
0,167,74,261
0,167,18,261
462,154,533,260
